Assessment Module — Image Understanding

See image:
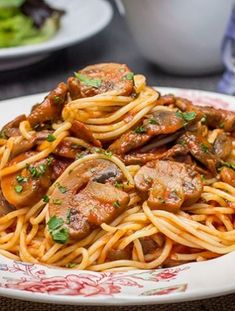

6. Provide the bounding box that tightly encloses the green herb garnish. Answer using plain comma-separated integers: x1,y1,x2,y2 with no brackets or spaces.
74,72,102,88
51,227,69,244
65,263,77,268
47,216,69,244
66,208,71,225
134,126,146,134
47,216,64,231
113,200,120,209
201,143,209,154
122,72,134,81
219,122,225,129
114,181,122,189
104,150,112,158
46,134,56,142
52,198,63,205
219,161,235,171
176,111,196,122
53,96,61,105
148,118,158,125
56,183,67,194
42,195,49,203
16,175,28,183
14,185,23,193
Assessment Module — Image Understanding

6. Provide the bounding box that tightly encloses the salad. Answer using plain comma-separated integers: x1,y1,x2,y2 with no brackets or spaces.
0,0,64,48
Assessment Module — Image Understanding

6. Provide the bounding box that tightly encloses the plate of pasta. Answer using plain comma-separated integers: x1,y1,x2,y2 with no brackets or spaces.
0,63,235,305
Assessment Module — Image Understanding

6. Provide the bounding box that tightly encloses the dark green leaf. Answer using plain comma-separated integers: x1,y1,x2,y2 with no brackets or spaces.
201,143,209,154
51,227,69,244
16,175,28,183
14,185,23,193
46,134,56,142
74,72,102,88
176,111,196,122
47,216,64,231
42,195,49,203
148,118,158,125
134,126,146,134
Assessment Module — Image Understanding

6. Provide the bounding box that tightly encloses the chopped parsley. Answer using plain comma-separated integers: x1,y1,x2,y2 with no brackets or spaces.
113,200,120,209
76,151,87,159
47,216,69,244
201,175,206,182
219,122,225,129
65,263,77,268
53,96,61,105
66,208,71,224
46,134,56,142
46,157,53,166
56,183,67,194
201,143,209,154
94,147,102,153
104,150,112,158
14,185,23,193
74,72,102,88
134,126,146,134
52,198,63,205
219,161,235,171
176,111,196,122
122,72,134,81
148,118,158,125
42,195,50,203
26,158,51,179
119,67,126,73
114,181,122,189
16,175,28,183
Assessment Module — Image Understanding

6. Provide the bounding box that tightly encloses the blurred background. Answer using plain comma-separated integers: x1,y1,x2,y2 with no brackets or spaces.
0,0,234,101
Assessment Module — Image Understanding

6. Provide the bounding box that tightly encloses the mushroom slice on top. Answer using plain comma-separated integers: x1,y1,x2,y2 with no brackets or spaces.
48,158,129,240
134,160,203,213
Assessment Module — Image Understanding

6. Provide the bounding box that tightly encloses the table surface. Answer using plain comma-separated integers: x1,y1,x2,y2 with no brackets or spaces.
0,1,232,310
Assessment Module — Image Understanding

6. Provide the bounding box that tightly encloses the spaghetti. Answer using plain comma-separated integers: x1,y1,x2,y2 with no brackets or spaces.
0,62,235,272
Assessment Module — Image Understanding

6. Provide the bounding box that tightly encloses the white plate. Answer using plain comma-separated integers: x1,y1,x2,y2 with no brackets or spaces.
0,0,113,70
0,87,235,306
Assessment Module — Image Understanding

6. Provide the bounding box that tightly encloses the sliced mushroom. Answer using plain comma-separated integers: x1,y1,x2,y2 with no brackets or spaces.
134,160,203,212
48,158,128,239
1,152,53,208
213,132,232,160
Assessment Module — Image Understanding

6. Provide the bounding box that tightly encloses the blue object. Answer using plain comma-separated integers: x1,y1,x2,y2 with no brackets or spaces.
218,7,235,95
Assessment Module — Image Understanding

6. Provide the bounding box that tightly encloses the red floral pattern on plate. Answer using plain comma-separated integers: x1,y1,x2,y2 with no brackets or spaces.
0,262,189,296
